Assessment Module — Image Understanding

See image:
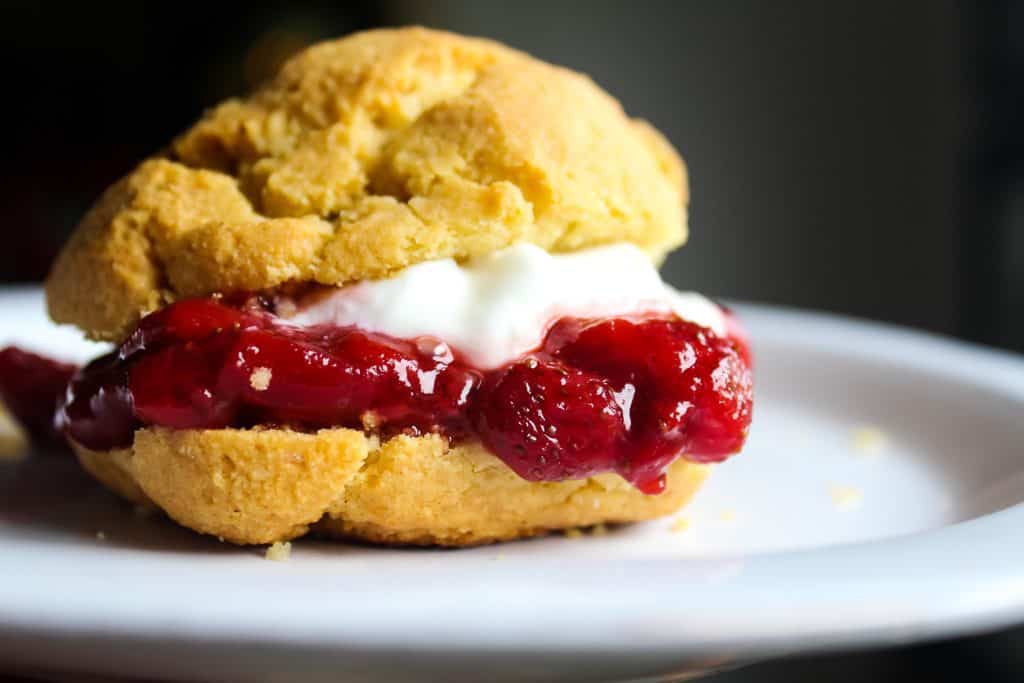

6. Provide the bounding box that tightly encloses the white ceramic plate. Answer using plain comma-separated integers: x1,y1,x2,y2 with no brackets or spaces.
2,287,1024,682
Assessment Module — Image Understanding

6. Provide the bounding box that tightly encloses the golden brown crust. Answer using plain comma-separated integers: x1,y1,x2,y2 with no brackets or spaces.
46,27,688,341
72,428,708,547
0,405,28,460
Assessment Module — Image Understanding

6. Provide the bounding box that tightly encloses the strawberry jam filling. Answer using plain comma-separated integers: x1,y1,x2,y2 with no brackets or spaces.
3,297,753,493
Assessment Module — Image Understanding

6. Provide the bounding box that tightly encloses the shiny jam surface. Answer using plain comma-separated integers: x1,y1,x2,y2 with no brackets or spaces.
12,297,752,493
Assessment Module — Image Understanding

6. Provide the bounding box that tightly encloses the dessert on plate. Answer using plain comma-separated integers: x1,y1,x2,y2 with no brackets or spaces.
0,27,753,546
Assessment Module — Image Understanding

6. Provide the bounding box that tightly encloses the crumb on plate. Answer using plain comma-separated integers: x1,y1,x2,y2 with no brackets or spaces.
671,517,691,533
829,484,864,510
265,540,292,561
564,524,608,539
851,425,887,455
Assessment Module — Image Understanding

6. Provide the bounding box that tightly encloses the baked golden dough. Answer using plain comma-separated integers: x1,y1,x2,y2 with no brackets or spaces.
46,27,688,342
73,429,708,546
0,405,27,460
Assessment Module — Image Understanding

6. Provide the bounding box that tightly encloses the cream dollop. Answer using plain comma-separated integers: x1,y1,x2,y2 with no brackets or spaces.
289,243,726,368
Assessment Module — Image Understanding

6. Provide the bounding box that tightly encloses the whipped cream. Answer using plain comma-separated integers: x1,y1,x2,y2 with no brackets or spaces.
289,243,726,368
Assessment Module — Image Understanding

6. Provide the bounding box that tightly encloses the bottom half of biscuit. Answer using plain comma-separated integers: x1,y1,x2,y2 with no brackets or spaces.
73,427,709,547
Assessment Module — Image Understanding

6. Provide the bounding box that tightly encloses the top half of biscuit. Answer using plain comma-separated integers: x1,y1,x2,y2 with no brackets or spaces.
46,27,689,342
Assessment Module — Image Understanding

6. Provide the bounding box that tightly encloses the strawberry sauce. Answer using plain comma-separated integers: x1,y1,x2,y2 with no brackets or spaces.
3,297,753,493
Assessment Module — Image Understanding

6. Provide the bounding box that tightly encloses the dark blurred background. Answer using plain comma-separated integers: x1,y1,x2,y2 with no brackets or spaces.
1,0,1022,680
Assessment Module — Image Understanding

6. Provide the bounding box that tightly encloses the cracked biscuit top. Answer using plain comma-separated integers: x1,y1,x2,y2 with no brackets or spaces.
46,27,689,342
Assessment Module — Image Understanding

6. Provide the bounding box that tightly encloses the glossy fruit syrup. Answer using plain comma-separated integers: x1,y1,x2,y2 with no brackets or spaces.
3,297,753,493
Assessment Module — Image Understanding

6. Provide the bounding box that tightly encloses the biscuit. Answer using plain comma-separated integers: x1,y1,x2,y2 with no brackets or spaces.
50,28,706,547
46,27,688,341
72,429,708,546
